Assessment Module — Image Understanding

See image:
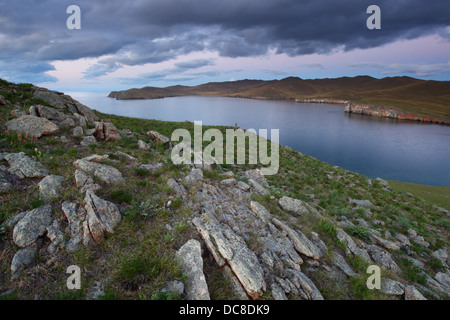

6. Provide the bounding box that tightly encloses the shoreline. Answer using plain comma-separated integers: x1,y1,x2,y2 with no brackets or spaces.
108,92,449,126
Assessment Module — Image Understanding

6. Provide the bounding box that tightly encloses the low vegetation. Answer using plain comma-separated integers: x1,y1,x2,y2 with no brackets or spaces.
0,79,448,300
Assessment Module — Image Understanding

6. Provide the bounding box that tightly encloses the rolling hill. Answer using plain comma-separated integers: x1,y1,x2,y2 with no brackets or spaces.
109,76,450,122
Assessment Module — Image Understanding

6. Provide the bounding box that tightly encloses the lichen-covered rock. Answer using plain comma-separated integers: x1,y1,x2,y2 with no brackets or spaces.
148,130,170,144
279,196,310,215
193,212,266,299
404,285,427,300
94,121,121,141
333,252,356,277
175,239,210,300
37,105,67,122
3,152,49,179
381,279,405,296
272,218,321,260
13,204,53,248
285,268,324,300
38,175,65,201
6,115,59,139
74,169,101,194
184,168,203,185
62,201,84,251
73,158,123,184
137,140,150,151
84,190,121,243
167,178,187,196
336,228,372,263
138,163,164,172
366,244,401,274
11,242,39,274
250,201,272,222
46,219,65,253
244,169,268,187
247,179,269,196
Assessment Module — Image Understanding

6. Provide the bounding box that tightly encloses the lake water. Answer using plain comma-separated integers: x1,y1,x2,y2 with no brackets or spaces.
70,92,450,187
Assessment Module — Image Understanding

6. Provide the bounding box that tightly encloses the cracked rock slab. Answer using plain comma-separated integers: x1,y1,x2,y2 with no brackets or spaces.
3,152,49,179
333,252,356,277
148,130,170,144
193,212,266,299
336,228,372,263
272,218,321,260
279,196,310,216
366,244,401,274
11,242,39,274
38,175,64,201
175,239,210,300
84,190,121,243
13,204,53,248
73,159,123,184
6,115,59,139
62,201,84,251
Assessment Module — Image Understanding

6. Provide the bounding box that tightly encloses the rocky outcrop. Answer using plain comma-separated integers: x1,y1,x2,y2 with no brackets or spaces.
175,239,210,300
148,130,170,144
10,242,39,274
2,152,49,179
272,218,321,260
33,88,99,123
94,121,121,141
295,98,349,105
345,103,448,125
13,204,53,248
61,201,84,251
278,196,310,216
184,168,203,185
167,178,187,196
336,228,372,263
38,175,65,201
6,115,59,139
73,155,124,184
83,190,122,243
193,211,267,299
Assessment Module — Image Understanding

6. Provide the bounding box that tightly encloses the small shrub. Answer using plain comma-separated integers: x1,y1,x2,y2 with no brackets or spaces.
110,190,133,204
319,219,337,238
134,168,150,177
126,199,160,218
426,257,444,272
344,225,371,239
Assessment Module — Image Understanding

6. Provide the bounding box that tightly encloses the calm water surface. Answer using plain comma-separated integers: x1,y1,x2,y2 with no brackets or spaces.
71,93,450,187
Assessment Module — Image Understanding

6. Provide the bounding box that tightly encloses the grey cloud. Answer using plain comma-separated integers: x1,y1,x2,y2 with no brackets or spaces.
0,0,449,82
175,59,215,69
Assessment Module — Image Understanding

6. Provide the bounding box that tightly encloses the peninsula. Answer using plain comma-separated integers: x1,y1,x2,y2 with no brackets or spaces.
109,76,450,124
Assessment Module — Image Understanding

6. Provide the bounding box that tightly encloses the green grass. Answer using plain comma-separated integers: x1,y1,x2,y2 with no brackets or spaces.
388,180,450,211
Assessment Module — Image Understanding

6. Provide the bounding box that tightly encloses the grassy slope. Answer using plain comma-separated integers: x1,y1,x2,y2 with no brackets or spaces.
1,79,449,300
388,180,450,211
109,76,450,122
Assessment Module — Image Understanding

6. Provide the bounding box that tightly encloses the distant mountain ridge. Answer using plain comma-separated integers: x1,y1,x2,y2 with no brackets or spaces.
109,76,450,122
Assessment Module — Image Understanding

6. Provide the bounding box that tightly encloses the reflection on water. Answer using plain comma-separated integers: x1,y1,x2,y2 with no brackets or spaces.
71,93,450,187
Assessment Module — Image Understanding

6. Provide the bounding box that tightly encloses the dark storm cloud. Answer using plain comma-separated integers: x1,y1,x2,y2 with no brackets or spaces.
0,0,448,82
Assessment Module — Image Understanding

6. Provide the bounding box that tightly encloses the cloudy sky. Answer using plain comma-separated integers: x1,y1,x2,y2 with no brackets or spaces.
0,0,449,91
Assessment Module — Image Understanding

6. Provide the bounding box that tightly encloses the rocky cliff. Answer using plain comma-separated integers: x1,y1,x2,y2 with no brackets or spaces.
344,103,449,125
